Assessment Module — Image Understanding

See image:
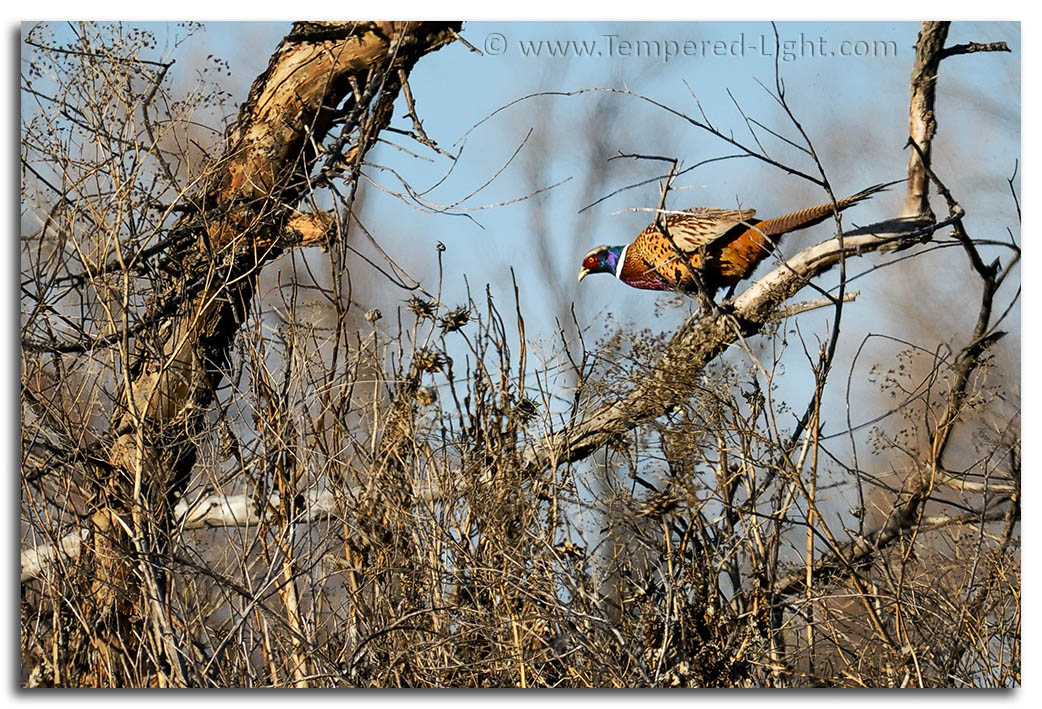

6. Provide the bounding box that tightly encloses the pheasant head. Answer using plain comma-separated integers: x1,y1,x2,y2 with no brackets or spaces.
577,244,626,283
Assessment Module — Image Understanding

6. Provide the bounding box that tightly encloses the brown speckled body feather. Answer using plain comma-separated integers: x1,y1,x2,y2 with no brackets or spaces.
617,183,893,296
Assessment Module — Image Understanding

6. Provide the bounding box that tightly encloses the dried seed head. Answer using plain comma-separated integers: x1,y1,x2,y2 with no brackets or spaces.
415,386,438,407
555,542,584,561
439,305,470,333
413,347,445,373
514,397,538,423
364,308,382,323
218,419,239,459
407,296,438,319
639,492,679,518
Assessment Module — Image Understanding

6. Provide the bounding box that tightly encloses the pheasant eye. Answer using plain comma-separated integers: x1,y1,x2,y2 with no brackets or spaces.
584,255,598,268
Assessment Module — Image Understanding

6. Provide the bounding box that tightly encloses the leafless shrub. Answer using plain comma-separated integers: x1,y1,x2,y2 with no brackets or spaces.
21,21,1018,687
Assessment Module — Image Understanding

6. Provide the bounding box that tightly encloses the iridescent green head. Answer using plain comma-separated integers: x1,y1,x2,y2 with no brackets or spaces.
578,245,625,283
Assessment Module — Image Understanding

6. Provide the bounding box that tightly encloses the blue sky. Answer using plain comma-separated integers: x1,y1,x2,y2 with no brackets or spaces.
260,21,1018,420
22,20,1021,437
262,21,1021,501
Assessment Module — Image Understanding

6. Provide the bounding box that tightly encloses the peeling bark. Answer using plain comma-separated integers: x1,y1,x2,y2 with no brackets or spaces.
904,22,948,219
87,20,461,686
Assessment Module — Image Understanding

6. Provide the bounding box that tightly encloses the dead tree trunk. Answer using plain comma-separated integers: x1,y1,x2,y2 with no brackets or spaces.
84,21,462,687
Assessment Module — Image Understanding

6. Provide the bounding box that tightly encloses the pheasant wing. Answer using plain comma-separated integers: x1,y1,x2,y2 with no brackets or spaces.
664,208,757,252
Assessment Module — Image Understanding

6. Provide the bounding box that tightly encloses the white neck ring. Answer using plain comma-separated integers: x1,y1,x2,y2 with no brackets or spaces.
614,245,628,280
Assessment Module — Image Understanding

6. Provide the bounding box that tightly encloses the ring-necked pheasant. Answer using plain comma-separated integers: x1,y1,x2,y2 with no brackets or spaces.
578,181,896,299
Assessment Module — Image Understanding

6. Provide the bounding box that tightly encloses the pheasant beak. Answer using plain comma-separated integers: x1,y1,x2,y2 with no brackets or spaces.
577,267,590,283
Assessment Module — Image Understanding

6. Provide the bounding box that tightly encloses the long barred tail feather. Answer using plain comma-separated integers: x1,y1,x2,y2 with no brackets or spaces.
756,179,903,238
